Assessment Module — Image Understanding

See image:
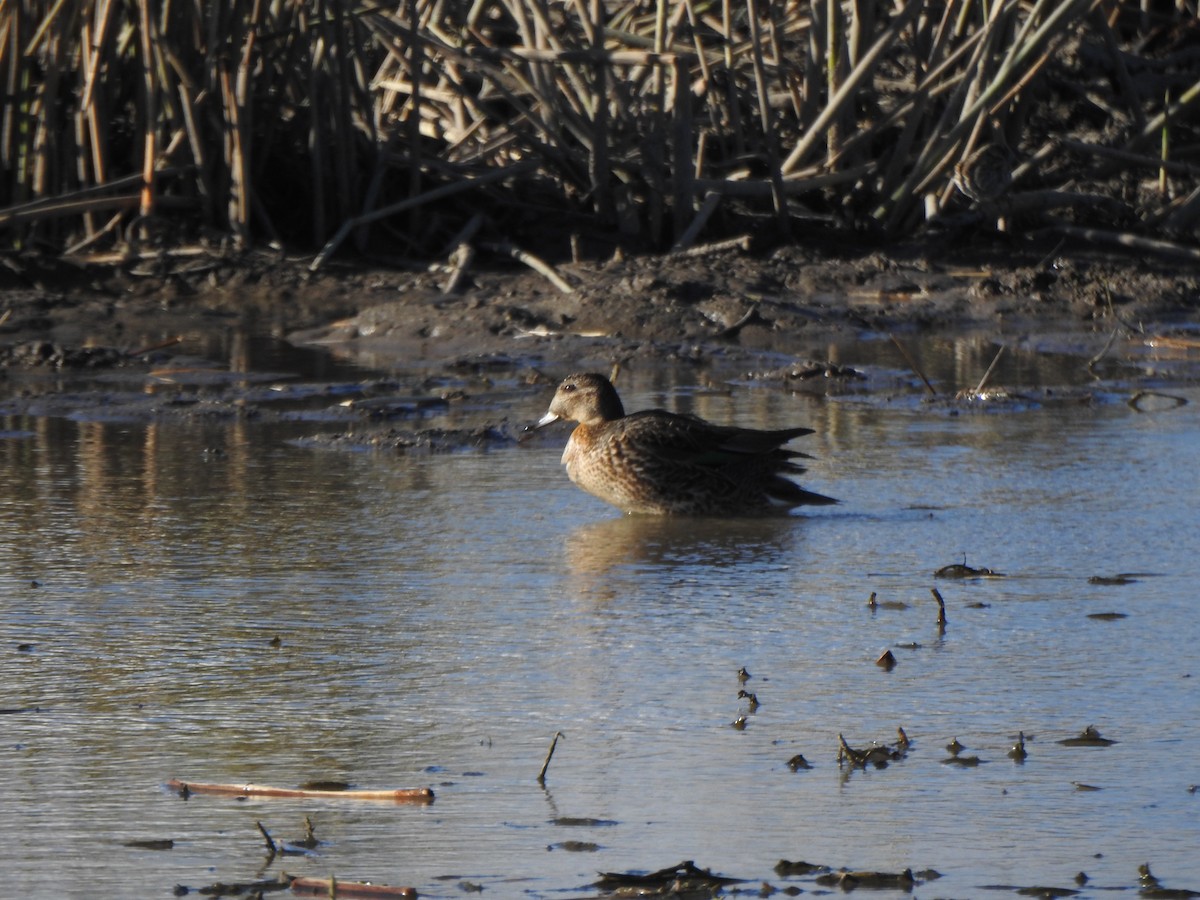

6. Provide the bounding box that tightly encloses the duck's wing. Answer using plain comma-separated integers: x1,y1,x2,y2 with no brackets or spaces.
616,410,813,470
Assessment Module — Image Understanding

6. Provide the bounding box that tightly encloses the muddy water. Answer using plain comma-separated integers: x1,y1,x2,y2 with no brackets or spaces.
1,340,1199,899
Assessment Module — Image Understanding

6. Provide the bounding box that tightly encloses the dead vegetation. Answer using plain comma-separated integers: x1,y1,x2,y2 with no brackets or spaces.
3,1,1200,267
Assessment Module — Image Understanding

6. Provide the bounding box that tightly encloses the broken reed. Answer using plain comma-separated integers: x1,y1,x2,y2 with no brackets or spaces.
2,0,1198,257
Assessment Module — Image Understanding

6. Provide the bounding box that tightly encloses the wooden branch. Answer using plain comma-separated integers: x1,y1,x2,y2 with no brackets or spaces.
290,876,417,898
165,779,434,804
480,240,574,293
667,234,752,258
1041,224,1200,262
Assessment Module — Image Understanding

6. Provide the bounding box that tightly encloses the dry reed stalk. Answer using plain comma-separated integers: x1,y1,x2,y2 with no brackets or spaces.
1,0,1198,260
782,1,919,174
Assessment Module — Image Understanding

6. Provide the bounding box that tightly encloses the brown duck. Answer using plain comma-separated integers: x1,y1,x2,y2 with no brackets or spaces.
536,373,836,515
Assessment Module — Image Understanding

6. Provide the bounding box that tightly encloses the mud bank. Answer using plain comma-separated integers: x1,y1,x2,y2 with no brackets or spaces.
1,235,1198,430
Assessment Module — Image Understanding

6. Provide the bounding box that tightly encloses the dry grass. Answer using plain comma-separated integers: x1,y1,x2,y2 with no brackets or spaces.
2,0,1199,264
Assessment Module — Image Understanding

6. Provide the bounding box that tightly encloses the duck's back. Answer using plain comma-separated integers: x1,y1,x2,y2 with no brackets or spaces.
563,410,833,515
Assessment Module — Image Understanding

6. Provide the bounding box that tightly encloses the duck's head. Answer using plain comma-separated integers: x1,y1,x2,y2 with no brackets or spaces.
536,372,626,428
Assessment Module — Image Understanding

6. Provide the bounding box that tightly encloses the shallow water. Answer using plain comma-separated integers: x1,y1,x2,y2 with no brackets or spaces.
1,338,1199,899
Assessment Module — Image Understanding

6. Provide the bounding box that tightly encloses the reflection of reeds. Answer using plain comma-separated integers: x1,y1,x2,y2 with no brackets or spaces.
1,1,1198,258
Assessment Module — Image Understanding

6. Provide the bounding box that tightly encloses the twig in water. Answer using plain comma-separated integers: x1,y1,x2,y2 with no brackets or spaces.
127,336,183,357
973,345,1005,394
538,731,565,783
930,588,947,628
1086,328,1120,377
837,733,864,766
889,334,937,396
255,821,277,857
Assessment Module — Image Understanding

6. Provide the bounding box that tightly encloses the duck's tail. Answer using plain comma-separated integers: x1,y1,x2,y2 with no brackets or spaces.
769,478,838,507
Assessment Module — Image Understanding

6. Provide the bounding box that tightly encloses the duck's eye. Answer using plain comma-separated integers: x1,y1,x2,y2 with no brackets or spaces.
562,383,576,393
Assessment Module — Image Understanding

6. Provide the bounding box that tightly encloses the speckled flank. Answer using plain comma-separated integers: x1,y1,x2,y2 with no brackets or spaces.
540,373,836,516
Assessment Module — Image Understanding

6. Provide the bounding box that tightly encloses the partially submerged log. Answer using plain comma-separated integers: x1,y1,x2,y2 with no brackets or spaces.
595,860,741,892
290,876,417,898
1057,726,1117,747
837,731,909,769
816,868,917,890
165,779,434,804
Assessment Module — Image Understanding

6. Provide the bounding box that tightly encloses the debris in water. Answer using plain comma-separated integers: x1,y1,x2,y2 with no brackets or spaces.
1013,886,1080,897
552,817,617,827
1008,731,1029,761
837,731,908,769
537,730,564,783
549,841,599,852
774,859,829,877
290,876,417,897
934,562,1004,578
931,587,947,629
595,860,742,892
815,868,917,890
191,875,289,896
164,779,433,803
1058,726,1117,746
941,751,983,766
1088,574,1138,585
868,591,909,610
1137,862,1200,898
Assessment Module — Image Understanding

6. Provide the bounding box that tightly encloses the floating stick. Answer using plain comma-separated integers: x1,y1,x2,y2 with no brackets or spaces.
165,780,433,803
289,876,417,898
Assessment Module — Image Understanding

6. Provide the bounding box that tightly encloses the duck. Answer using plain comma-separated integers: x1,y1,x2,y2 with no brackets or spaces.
535,372,836,515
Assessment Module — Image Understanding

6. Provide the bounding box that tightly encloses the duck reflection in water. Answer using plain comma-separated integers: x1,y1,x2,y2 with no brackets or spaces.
562,515,800,589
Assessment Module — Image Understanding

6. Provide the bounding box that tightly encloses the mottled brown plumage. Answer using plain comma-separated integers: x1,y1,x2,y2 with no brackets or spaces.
536,373,836,515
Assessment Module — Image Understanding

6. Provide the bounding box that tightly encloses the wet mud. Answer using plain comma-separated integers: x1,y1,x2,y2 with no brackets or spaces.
2,237,1199,441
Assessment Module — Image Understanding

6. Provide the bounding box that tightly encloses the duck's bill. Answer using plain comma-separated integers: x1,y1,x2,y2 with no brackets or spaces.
534,411,560,429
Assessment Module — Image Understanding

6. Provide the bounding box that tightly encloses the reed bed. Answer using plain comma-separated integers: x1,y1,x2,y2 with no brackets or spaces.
1,0,1199,265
